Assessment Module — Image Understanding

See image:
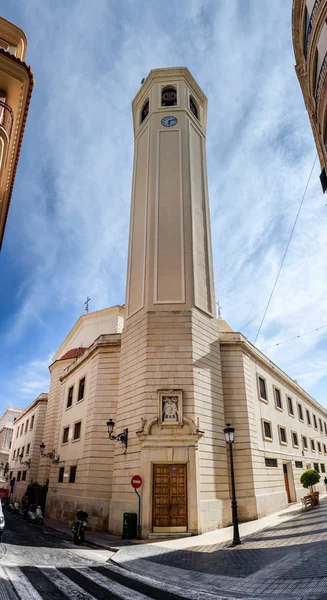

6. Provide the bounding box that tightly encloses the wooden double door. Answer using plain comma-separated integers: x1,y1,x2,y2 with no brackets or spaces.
152,464,187,532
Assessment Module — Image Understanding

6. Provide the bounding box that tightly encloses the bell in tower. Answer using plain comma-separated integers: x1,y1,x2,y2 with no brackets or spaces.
109,68,229,538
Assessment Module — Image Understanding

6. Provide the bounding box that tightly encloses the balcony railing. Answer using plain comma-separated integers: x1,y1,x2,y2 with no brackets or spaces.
315,50,327,111
0,100,14,140
305,0,322,60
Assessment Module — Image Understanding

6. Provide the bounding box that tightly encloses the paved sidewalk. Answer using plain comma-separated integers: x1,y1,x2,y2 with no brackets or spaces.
43,517,134,550
111,496,327,599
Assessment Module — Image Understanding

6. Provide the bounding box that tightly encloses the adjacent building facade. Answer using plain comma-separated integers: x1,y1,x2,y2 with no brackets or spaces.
292,0,327,191
8,394,47,501
0,17,33,249
0,406,22,485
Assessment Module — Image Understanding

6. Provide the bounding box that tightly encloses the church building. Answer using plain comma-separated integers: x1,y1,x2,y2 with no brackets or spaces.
11,68,327,536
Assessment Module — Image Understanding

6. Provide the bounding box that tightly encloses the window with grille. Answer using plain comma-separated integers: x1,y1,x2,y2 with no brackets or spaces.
287,397,294,416
279,427,287,444
62,427,69,444
274,388,282,409
78,378,85,401
292,432,299,447
69,466,77,483
73,421,81,440
258,377,267,401
265,458,277,467
58,467,64,483
297,404,304,421
67,386,74,409
263,421,272,440
295,461,303,468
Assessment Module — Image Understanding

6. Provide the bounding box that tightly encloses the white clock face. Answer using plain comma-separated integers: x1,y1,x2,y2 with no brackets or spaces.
161,116,178,127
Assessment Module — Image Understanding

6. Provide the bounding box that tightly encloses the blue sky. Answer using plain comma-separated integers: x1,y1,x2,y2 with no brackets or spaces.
1,0,326,411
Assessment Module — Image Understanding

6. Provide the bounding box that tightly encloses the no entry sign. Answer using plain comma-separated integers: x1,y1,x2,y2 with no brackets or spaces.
131,475,142,489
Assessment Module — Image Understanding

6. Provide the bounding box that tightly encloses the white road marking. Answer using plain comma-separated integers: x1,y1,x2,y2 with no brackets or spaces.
39,567,96,600
81,567,150,600
3,566,42,600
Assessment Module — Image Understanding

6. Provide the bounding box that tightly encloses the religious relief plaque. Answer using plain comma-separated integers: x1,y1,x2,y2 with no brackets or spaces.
158,390,183,426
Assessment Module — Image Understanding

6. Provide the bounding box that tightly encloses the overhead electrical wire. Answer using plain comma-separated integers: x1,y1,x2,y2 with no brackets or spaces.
254,153,318,345
261,324,327,351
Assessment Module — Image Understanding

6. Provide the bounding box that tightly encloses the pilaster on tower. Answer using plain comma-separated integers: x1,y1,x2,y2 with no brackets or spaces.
126,67,216,319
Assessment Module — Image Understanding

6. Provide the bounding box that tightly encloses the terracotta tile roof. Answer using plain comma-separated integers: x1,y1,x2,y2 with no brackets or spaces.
0,48,34,250
59,347,87,361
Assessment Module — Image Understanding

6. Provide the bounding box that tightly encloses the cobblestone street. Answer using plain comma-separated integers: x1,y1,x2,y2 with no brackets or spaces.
112,497,327,599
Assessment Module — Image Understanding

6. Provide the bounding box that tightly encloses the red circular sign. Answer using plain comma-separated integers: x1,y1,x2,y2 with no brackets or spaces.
131,475,142,489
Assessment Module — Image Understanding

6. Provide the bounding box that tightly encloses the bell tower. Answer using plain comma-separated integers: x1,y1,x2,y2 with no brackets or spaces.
110,68,229,538
126,67,215,318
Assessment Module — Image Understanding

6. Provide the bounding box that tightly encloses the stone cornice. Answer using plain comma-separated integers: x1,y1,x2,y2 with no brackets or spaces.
59,333,121,381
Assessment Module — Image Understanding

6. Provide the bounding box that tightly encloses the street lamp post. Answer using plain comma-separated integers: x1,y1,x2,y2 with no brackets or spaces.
223,423,241,546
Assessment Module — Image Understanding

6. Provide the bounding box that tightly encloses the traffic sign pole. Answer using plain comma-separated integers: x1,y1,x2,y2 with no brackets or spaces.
131,475,142,539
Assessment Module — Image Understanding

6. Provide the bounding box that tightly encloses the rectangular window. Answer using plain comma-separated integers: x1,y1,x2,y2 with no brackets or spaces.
313,414,318,429
9,471,12,480
311,439,315,452
69,466,77,483
258,376,267,401
20,425,23,436
324,444,327,454
287,396,294,416
17,448,20,458
292,432,299,448
58,467,64,483
306,410,311,426
321,464,326,473
297,404,304,422
78,377,85,402
13,450,16,459
73,421,81,441
265,458,277,467
302,436,308,450
319,418,323,433
324,422,327,435
314,462,319,472
295,461,303,469
30,415,34,430
274,388,282,410
62,427,69,444
17,471,21,482
318,442,322,453
67,386,74,409
22,471,26,481
21,447,24,458
279,427,287,445
16,429,19,438
263,421,272,440
26,444,30,455
24,420,29,433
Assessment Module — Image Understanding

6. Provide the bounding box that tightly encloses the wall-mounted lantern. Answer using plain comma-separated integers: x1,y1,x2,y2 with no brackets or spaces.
39,442,60,463
106,419,128,449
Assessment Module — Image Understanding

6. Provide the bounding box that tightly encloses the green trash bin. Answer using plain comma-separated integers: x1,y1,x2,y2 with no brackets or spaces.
122,512,137,539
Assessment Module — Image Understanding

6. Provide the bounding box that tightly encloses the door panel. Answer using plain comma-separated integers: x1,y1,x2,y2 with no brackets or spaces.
153,464,187,532
283,463,291,503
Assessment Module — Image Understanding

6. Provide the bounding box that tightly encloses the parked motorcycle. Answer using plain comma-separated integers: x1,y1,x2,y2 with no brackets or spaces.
72,510,88,545
24,504,43,525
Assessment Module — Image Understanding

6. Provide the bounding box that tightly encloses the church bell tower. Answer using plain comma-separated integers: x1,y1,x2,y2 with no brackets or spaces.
110,68,229,538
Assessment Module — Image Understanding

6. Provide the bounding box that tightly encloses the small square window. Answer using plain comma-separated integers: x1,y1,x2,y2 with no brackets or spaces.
26,444,30,455
292,432,299,448
58,467,64,483
306,410,311,426
318,442,322,454
62,427,69,444
321,464,326,473
73,421,81,441
17,471,21,482
297,404,304,422
287,396,294,416
295,461,303,468
67,386,74,409
78,378,85,402
319,418,323,433
265,457,277,467
69,466,77,483
30,415,34,430
314,462,319,472
22,471,26,481
313,414,318,429
302,436,308,450
279,427,287,445
274,388,282,410
263,420,272,440
311,439,315,452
